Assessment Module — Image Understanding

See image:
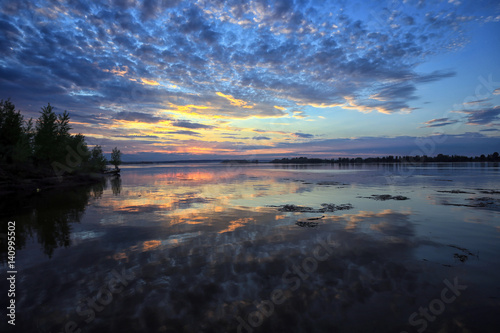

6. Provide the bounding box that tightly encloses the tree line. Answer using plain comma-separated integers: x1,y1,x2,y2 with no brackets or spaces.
0,99,121,180
272,153,500,164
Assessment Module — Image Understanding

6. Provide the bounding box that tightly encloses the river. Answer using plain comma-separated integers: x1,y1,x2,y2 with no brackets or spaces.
1,162,499,332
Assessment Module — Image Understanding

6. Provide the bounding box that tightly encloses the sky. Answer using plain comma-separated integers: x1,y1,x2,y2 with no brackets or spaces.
1,0,500,161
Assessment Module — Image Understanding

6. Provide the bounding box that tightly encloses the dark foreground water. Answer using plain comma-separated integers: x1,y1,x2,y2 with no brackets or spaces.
1,163,499,333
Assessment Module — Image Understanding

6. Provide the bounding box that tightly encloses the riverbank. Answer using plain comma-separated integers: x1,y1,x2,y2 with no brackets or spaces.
0,169,107,196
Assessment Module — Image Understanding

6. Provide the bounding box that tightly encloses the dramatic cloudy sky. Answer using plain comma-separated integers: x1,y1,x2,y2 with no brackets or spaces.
1,0,500,161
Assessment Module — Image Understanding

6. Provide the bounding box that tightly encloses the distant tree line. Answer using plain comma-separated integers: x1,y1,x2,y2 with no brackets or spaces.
0,99,121,180
221,159,259,164
272,153,500,164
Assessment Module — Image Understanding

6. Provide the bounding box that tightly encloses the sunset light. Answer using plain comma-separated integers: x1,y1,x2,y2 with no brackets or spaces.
2,0,498,161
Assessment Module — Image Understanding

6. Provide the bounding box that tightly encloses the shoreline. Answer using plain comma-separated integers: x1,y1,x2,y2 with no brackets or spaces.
118,160,500,165
0,172,108,196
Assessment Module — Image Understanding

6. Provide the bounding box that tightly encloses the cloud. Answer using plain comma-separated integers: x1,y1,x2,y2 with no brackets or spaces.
87,131,500,161
270,133,500,158
216,92,254,109
370,84,417,102
414,70,456,83
140,0,183,20
169,130,201,136
116,134,160,138
113,111,167,123
70,113,112,125
480,128,499,132
494,88,500,95
0,0,495,158
103,66,129,77
172,121,214,129
402,16,415,25
291,110,308,119
304,103,344,109
343,96,417,114
421,118,460,128
463,98,491,105
292,133,314,138
3,0,470,119
461,106,500,125
252,136,271,140
140,78,161,86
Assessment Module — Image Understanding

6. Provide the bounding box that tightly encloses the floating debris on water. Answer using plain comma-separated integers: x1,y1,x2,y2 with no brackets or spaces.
358,194,410,201
295,221,319,228
295,215,328,227
423,245,478,267
448,244,474,254
477,189,500,194
307,216,325,220
448,244,477,263
320,203,353,211
467,196,497,203
316,181,350,186
272,203,353,213
317,181,341,185
277,204,314,212
442,196,500,210
437,190,475,194
454,253,468,262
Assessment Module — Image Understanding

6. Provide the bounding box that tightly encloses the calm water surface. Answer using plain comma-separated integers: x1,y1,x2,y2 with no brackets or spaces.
1,163,499,332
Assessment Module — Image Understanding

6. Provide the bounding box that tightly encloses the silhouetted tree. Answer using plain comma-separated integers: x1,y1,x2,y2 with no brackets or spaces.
1,99,126,182
271,153,499,164
33,103,76,167
88,145,107,172
0,99,29,164
67,133,90,171
34,103,59,165
110,146,122,170
13,118,34,164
